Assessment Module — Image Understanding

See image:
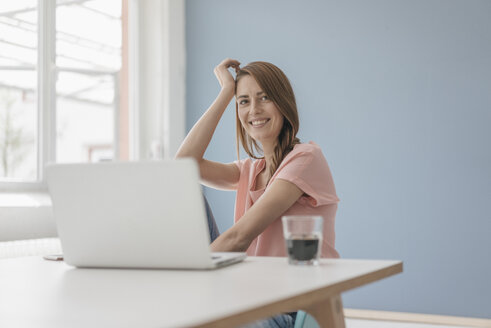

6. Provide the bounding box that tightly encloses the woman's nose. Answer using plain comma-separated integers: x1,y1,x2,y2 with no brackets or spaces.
250,99,261,113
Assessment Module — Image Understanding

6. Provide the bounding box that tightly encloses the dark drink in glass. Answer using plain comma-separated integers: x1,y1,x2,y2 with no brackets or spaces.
286,236,320,262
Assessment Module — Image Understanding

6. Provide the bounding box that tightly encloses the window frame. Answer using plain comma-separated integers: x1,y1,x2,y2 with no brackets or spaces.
0,0,186,193
0,0,123,191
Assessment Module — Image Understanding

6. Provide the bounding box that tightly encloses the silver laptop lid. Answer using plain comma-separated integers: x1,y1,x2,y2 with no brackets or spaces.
46,159,216,269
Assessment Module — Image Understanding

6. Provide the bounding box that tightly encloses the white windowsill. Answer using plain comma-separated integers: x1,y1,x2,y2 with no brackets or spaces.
0,192,57,242
0,192,52,208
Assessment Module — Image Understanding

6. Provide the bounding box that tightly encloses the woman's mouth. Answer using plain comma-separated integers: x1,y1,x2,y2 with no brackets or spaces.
250,119,270,127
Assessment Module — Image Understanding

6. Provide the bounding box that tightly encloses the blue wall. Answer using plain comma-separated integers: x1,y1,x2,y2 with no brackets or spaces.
186,0,491,318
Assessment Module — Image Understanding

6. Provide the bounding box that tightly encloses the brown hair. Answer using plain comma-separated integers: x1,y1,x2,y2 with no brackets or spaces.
235,61,300,178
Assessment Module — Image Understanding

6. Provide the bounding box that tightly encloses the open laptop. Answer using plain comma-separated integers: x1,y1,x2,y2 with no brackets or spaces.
45,159,246,269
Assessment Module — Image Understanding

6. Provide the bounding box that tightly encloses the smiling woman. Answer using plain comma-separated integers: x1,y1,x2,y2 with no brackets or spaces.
176,58,339,257
175,59,340,327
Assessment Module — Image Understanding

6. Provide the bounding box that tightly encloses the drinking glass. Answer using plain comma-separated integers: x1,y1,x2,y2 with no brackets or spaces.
282,215,323,265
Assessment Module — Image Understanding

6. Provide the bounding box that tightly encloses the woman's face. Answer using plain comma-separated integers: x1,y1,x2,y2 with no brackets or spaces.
236,75,284,146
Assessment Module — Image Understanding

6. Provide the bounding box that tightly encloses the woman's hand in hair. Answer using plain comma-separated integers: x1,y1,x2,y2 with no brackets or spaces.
214,58,240,92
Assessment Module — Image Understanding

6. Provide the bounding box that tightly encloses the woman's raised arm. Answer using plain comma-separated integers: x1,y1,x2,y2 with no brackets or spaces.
175,58,241,190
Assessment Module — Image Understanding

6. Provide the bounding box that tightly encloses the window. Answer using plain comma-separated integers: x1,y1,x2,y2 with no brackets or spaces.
0,0,126,188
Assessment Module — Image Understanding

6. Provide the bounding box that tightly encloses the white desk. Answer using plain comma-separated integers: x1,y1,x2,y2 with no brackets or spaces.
0,256,402,328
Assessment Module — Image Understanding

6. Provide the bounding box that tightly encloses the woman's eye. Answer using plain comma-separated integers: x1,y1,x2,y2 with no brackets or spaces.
239,99,248,105
261,95,269,101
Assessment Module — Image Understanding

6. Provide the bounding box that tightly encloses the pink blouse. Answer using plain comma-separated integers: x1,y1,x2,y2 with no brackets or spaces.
234,142,340,258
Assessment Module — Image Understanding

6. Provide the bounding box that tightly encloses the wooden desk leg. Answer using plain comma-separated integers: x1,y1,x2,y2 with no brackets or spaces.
303,294,345,328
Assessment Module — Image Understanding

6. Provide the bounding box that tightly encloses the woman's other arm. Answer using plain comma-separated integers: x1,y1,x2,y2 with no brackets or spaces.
210,179,304,252
175,58,240,190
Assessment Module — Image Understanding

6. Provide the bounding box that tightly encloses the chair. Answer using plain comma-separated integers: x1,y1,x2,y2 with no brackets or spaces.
294,310,320,328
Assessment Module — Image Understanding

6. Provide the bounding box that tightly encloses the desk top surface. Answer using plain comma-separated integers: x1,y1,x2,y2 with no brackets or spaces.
0,256,402,328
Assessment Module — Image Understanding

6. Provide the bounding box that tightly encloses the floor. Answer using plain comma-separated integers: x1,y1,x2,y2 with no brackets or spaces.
346,318,474,328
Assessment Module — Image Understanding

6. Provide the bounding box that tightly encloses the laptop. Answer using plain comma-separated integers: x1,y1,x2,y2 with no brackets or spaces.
45,158,246,269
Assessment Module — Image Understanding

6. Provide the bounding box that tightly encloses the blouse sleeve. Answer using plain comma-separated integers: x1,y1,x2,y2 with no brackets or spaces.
273,144,339,207
233,158,247,174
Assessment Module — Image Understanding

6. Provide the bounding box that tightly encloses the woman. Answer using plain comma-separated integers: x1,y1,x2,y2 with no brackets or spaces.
176,58,339,327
